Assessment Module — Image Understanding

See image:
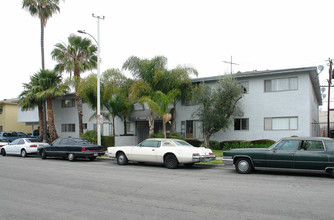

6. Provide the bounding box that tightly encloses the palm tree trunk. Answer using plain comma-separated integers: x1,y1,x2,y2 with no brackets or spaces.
149,110,154,135
75,93,84,135
163,115,167,138
42,102,48,142
112,116,116,137
173,101,177,134
47,97,58,142
38,104,44,142
40,19,45,70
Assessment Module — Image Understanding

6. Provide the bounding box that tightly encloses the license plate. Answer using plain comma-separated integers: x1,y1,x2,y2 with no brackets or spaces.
94,153,98,156
205,158,210,162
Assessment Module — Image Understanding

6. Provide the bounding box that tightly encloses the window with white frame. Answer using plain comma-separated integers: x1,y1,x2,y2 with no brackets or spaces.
264,117,298,130
61,124,75,132
126,122,135,133
234,118,249,130
264,77,298,92
61,99,75,108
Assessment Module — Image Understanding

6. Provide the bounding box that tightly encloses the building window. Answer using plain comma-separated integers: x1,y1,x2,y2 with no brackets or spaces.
0,126,2,132
0,105,3,114
83,123,88,130
61,124,75,132
264,77,298,92
234,118,249,130
61,99,75,108
264,117,298,130
184,120,203,139
240,81,249,94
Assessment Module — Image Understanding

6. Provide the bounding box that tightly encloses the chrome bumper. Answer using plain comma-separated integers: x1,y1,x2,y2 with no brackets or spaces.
192,156,216,162
222,157,234,165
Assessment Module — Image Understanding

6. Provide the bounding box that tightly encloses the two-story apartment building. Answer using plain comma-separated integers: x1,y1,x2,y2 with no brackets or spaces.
17,66,322,144
174,67,321,142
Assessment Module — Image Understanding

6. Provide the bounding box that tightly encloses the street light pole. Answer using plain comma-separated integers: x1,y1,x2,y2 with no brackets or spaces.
78,13,104,145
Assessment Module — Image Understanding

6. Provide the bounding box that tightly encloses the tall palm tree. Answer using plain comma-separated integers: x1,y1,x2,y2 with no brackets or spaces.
22,0,63,70
52,34,97,135
22,0,64,142
123,56,168,135
33,69,69,142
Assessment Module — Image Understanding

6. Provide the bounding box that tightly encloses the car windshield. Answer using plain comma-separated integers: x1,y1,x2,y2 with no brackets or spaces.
174,140,192,146
73,138,92,145
26,138,39,143
0,138,8,142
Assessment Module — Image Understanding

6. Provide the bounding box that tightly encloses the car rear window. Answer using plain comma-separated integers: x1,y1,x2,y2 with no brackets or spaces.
26,138,39,143
73,138,92,145
174,140,192,146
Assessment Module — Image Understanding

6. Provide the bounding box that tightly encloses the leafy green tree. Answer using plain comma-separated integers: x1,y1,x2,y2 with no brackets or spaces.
52,34,97,135
192,75,243,148
79,69,134,136
139,90,180,138
123,56,168,135
22,0,63,141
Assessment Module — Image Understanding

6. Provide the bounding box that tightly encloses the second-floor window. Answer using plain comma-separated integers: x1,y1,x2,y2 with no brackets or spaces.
61,99,75,108
264,77,298,92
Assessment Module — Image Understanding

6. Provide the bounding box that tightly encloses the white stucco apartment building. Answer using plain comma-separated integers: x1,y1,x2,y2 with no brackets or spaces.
18,66,322,144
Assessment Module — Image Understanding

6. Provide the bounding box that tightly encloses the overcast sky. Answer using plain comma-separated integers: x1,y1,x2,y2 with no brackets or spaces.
1,0,334,105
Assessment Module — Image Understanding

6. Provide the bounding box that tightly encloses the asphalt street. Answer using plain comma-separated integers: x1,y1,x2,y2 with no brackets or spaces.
0,156,333,220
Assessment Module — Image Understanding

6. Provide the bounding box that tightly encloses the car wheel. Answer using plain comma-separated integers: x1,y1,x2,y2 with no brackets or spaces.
1,148,6,156
21,149,27,158
235,158,253,174
89,156,96,161
117,152,128,165
40,149,47,159
164,154,179,169
68,153,75,161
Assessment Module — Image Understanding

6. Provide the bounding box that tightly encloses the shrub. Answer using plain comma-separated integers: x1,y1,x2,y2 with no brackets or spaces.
250,139,275,145
209,140,221,150
80,130,97,145
101,136,115,150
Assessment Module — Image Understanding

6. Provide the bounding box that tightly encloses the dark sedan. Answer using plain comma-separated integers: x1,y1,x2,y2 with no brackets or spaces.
223,137,334,177
38,138,105,161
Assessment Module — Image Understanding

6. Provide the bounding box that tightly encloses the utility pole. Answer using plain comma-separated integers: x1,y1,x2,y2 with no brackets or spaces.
328,58,333,137
222,56,239,74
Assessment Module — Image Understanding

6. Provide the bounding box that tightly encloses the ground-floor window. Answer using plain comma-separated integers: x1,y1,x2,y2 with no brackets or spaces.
264,117,298,130
61,124,75,132
234,118,249,130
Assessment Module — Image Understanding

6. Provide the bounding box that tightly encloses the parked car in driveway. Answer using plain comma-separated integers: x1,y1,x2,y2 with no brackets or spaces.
1,138,49,157
0,131,28,142
223,137,334,177
107,138,216,169
38,138,105,161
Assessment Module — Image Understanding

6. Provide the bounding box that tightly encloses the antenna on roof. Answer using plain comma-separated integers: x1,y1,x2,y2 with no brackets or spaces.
222,56,239,74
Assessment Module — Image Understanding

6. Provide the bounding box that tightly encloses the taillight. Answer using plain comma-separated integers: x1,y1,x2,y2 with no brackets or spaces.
82,147,86,152
193,153,200,157
30,145,37,148
209,153,214,156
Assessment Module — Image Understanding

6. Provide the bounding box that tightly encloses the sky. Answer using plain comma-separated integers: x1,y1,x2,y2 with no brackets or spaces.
1,0,334,107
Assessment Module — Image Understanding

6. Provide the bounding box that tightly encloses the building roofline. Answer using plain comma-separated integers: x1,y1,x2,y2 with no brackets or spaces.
191,66,322,105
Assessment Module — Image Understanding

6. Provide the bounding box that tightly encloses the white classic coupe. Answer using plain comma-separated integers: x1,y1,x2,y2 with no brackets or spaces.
107,138,216,169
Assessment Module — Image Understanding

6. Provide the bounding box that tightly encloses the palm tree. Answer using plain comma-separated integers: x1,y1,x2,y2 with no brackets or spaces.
33,69,69,142
139,90,180,138
153,65,198,133
52,34,97,135
123,56,168,135
22,0,63,70
22,0,64,142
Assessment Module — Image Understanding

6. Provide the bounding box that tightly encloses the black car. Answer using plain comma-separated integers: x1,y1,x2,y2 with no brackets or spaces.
38,138,105,161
